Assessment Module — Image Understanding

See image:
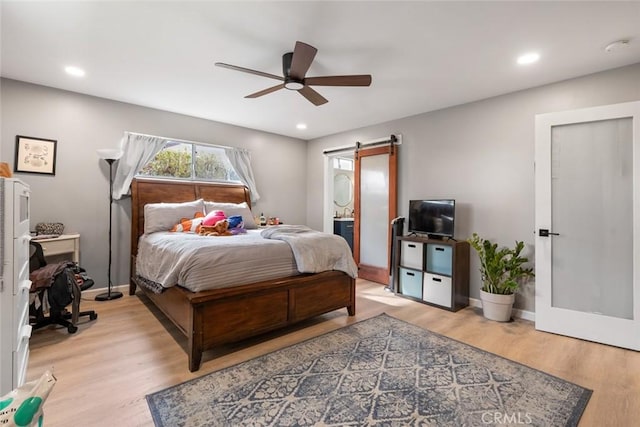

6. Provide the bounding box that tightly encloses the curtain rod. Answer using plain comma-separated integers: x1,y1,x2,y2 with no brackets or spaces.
125,131,235,151
322,134,400,155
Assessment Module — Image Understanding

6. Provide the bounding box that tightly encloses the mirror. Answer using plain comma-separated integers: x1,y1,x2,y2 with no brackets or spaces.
334,173,353,207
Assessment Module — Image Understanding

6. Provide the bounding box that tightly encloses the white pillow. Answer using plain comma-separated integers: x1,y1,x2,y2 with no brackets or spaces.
144,199,205,234
204,201,257,229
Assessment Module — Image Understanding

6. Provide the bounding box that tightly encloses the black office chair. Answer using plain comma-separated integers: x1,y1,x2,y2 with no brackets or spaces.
29,240,97,334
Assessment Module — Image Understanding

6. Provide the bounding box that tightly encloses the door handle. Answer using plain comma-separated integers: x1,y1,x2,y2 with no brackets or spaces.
539,229,560,237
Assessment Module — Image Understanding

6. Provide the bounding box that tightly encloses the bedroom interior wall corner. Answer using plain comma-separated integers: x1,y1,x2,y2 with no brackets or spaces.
0,78,308,291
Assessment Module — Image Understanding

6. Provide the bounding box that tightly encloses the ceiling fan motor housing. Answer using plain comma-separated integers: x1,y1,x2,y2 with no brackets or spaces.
282,52,304,90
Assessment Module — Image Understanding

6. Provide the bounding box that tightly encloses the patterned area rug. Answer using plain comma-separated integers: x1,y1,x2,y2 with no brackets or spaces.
147,314,591,426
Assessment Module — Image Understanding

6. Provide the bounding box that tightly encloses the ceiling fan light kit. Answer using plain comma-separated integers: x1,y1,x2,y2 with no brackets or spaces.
215,41,372,106
284,80,304,91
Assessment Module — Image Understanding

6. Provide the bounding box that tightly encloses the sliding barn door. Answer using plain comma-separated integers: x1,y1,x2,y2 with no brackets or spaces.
354,144,398,284
535,101,640,349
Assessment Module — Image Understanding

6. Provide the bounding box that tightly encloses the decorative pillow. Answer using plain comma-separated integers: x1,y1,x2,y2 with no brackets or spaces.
170,212,205,233
144,199,205,234
202,210,227,226
203,201,257,229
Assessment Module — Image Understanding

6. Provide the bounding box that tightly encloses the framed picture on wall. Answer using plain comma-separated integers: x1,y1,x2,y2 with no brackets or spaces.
14,135,57,175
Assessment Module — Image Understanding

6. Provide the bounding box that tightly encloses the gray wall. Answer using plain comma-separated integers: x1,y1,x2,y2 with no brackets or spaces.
0,78,307,289
306,63,640,312
3,63,639,308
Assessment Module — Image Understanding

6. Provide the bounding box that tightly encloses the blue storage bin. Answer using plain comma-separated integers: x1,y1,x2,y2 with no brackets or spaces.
426,244,453,276
399,267,423,299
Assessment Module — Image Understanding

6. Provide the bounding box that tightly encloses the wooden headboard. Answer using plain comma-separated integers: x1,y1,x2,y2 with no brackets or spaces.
130,178,251,258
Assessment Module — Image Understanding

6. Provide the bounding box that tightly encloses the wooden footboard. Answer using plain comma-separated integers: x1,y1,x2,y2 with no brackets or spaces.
133,270,355,372
129,177,356,372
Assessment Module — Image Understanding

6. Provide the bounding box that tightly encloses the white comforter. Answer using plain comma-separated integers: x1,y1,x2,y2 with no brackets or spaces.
260,225,358,278
137,230,298,292
137,227,358,293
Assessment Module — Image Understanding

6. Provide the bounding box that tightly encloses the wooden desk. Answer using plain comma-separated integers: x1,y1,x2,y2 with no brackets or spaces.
32,233,80,263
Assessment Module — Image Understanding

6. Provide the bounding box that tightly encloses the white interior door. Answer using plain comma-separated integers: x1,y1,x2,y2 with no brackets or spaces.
535,101,640,350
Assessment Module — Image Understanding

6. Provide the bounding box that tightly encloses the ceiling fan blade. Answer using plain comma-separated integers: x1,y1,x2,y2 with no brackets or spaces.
289,41,317,80
215,62,284,81
298,86,328,106
304,75,372,87
245,84,286,98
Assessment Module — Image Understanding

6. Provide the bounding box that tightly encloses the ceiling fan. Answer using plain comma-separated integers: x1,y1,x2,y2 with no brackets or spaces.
215,41,372,106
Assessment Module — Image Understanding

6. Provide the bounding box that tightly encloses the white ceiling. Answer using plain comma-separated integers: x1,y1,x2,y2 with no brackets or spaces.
2,1,639,140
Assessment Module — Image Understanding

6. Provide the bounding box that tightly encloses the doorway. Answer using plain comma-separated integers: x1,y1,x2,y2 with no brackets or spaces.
323,136,399,285
330,154,355,253
534,101,640,349
331,155,355,219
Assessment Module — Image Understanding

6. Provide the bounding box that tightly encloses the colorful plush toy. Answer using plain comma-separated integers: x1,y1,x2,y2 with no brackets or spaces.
170,212,205,233
202,210,227,226
227,215,246,234
199,219,233,236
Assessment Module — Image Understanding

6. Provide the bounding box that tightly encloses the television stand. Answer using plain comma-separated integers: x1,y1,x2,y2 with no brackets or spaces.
392,235,469,311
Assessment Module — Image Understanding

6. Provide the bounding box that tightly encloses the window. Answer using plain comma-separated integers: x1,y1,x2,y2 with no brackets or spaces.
333,157,354,171
138,141,240,182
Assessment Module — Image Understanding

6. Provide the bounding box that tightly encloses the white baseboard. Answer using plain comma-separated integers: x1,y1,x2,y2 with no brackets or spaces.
468,297,535,322
82,284,130,298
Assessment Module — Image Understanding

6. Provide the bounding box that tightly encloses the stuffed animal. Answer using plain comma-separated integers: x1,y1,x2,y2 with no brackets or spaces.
170,212,205,233
199,219,233,236
226,215,247,234
227,215,244,229
202,210,227,226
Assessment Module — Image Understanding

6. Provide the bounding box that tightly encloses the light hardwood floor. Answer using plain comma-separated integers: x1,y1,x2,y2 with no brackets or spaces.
27,280,639,426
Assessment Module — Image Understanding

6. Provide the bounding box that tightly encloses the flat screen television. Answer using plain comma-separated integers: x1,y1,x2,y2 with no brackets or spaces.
408,199,455,238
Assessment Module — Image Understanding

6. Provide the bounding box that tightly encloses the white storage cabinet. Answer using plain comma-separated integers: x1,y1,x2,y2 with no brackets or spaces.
0,178,31,395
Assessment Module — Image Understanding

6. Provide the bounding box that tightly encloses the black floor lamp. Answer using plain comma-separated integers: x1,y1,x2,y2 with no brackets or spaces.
95,148,123,301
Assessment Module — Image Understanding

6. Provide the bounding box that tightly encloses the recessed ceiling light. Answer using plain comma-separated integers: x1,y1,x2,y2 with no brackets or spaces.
517,52,540,65
65,66,85,77
296,123,307,130
605,39,630,53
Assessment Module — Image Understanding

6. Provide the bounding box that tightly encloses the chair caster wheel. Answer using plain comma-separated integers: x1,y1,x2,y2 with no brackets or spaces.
67,325,78,334
90,313,98,321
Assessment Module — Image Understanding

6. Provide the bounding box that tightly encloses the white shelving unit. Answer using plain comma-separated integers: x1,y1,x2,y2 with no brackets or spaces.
0,178,31,395
394,235,470,312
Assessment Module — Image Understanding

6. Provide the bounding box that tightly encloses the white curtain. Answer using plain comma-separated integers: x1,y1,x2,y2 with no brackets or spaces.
224,147,261,203
112,133,167,199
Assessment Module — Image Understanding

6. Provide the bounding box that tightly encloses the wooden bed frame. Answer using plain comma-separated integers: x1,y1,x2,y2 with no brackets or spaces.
129,177,356,372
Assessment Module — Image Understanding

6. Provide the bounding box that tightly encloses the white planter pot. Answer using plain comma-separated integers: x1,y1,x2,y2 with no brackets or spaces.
480,290,515,322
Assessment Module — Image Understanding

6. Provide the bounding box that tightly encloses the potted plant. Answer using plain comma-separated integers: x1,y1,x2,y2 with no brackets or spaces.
468,233,534,322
